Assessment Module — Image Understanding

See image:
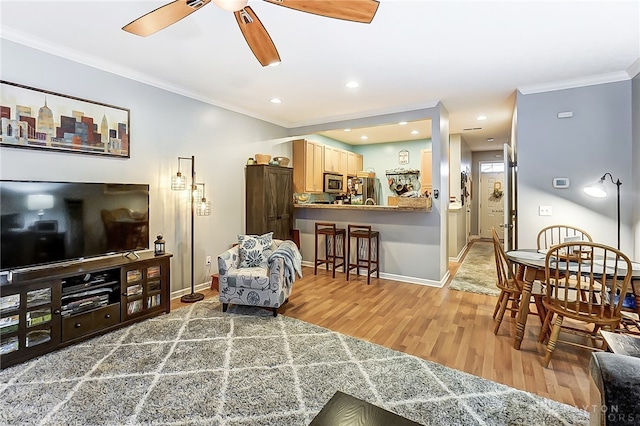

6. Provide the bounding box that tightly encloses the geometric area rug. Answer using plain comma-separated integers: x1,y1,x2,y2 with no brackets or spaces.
448,240,501,297
0,299,588,425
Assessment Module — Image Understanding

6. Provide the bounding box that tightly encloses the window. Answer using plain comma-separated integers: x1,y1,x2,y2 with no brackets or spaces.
480,162,504,173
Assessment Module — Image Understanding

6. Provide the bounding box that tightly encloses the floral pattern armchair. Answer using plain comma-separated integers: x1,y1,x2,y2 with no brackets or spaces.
217,240,292,316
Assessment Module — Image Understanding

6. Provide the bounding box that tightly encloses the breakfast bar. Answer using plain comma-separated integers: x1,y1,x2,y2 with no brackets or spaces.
293,200,444,285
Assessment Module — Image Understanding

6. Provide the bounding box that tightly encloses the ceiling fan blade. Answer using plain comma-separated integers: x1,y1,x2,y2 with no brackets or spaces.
263,0,379,24
123,0,211,37
234,6,281,67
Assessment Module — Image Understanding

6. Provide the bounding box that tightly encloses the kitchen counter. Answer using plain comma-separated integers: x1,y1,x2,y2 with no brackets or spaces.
293,198,441,284
294,203,431,212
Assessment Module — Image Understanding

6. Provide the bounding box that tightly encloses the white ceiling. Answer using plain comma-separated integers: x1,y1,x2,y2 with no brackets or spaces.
1,0,639,151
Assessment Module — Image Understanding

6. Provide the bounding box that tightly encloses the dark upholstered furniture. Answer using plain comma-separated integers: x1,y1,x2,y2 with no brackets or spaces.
589,352,640,425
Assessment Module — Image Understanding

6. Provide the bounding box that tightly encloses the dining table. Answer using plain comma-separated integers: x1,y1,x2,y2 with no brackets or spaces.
505,249,640,350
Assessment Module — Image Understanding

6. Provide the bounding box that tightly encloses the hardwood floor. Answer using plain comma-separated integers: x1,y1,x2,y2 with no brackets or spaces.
171,257,594,411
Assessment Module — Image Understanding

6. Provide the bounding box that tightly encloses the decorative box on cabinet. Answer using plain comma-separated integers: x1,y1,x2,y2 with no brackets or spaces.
0,252,172,369
246,164,293,241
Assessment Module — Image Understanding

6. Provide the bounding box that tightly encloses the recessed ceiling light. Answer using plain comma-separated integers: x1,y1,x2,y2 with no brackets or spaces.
411,130,419,135
477,115,487,121
487,138,494,142
344,129,351,132
398,121,408,126
345,81,359,89
270,98,282,104
360,135,368,140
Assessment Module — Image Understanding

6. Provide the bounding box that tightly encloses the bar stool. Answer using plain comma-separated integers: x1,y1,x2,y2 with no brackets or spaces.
346,224,380,285
314,222,346,278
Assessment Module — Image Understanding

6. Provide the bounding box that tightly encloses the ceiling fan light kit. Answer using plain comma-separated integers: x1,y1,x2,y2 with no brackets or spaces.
122,0,380,66
212,0,248,12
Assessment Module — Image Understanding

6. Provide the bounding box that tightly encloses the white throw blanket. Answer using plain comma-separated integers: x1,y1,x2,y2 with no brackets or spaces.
268,240,303,286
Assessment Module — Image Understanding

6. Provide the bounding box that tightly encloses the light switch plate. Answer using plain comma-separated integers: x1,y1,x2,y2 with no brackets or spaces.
539,206,552,216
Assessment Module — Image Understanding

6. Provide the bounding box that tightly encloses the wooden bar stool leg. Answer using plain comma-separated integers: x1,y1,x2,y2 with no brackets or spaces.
376,234,380,278
346,230,351,281
324,235,330,273
331,233,337,278
314,229,319,275
368,236,374,284
356,237,361,278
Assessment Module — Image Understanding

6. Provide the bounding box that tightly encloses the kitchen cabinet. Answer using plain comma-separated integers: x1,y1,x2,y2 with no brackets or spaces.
246,164,293,240
346,151,363,177
420,149,433,195
293,139,324,193
324,146,343,173
339,150,348,190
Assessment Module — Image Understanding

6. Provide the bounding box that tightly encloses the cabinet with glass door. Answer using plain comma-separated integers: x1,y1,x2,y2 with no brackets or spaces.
122,257,170,320
0,280,61,364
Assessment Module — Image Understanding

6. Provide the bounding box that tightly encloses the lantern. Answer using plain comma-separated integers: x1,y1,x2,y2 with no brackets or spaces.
154,233,166,256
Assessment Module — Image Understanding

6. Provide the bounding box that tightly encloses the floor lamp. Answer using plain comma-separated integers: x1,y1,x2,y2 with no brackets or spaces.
172,156,211,303
583,172,622,250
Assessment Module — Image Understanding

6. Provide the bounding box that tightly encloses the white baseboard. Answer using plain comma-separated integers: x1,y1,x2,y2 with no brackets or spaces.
170,281,211,300
448,243,469,263
301,260,448,288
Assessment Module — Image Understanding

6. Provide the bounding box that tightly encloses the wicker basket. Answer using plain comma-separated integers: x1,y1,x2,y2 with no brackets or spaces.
397,197,432,210
255,154,271,165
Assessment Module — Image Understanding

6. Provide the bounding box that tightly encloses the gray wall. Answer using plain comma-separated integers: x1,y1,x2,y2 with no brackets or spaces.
633,72,640,260
0,39,290,295
515,81,633,253
1,39,453,288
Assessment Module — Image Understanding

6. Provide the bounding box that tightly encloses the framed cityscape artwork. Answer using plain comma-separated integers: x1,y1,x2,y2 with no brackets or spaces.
0,80,130,158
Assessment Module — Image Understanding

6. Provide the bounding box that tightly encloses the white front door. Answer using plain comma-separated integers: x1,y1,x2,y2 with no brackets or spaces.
479,169,505,239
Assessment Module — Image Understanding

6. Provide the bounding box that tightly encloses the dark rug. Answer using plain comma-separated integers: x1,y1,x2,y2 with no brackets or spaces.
448,241,500,296
0,299,588,425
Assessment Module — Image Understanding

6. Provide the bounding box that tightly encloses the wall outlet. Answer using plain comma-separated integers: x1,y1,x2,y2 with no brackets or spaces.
538,205,552,216
205,256,212,266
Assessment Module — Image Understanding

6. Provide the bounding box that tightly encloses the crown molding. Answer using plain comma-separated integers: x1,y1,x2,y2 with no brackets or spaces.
518,72,631,95
628,58,640,79
1,30,293,127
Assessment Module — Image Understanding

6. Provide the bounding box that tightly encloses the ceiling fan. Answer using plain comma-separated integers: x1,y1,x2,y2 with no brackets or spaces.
122,0,380,67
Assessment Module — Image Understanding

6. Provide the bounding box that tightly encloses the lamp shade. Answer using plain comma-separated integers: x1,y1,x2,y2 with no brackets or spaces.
171,172,186,191
584,180,607,198
27,194,54,211
196,198,211,216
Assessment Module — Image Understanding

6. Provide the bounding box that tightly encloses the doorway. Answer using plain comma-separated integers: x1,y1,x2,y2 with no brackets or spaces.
479,162,505,239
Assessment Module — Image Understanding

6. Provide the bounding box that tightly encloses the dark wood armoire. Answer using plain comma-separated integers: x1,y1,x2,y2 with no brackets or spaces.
245,164,293,240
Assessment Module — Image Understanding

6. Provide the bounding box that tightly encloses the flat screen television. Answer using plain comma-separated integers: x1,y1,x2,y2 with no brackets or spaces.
0,180,150,271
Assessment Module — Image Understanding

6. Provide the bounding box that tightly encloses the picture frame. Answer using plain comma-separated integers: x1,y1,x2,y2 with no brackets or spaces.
398,149,409,165
0,80,130,158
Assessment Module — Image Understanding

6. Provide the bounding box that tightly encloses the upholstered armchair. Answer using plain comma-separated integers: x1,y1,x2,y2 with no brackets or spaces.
217,238,301,317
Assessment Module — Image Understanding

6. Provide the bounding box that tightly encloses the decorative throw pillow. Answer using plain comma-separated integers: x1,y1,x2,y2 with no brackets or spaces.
238,232,273,268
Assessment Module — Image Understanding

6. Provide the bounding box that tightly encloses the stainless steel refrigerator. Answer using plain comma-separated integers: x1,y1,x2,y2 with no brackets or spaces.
347,177,380,205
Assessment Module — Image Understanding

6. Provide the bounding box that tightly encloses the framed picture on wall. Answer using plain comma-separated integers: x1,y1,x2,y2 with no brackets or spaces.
0,80,130,158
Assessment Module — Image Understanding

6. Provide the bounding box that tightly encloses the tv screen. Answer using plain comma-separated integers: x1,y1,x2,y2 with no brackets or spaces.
1,180,149,271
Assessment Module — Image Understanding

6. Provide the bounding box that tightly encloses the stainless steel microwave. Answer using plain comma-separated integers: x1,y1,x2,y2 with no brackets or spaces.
323,173,344,193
